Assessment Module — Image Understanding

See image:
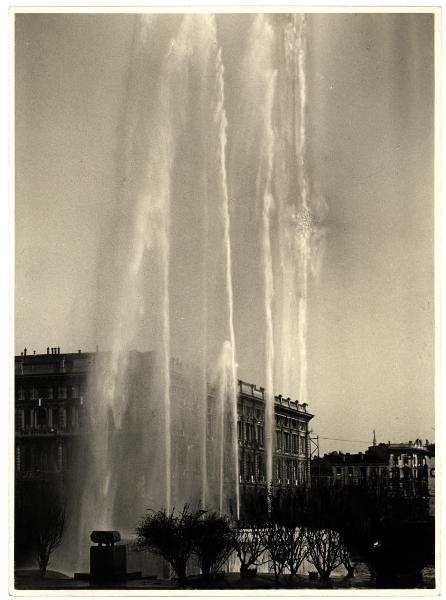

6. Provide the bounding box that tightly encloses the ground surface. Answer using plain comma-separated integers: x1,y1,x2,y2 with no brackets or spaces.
14,566,435,591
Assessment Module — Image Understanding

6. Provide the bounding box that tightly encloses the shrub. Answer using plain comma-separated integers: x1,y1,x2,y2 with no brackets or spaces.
136,505,204,583
192,512,234,577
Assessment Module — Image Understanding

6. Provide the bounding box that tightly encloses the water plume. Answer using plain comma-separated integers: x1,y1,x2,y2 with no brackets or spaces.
214,34,240,519
276,14,327,403
259,67,277,489
58,13,329,575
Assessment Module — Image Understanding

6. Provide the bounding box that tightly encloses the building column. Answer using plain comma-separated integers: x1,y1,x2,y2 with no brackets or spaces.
60,407,67,430
17,409,25,430
57,442,63,471
15,445,21,472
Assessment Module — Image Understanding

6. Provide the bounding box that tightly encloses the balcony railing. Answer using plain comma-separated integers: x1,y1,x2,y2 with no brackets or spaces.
15,425,80,436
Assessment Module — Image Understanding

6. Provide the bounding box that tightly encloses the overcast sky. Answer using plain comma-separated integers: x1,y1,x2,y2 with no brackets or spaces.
15,11,435,453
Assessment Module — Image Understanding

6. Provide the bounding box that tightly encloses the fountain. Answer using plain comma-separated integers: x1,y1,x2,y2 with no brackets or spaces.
58,13,326,576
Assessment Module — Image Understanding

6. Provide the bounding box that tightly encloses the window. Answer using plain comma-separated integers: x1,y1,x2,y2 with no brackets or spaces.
52,408,59,429
36,408,46,428
292,434,298,454
276,430,282,450
257,456,264,480
247,454,253,478
30,387,38,401
237,421,242,441
300,436,306,455
257,426,264,447
284,432,290,452
292,460,298,482
17,387,25,402
58,386,67,400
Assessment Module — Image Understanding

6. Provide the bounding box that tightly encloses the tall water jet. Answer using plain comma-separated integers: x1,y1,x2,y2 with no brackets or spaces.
57,14,327,576
259,67,277,490
294,14,310,405
275,14,326,406
214,37,240,519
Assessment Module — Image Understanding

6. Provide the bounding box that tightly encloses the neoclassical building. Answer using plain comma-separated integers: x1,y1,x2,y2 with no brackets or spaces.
15,348,314,491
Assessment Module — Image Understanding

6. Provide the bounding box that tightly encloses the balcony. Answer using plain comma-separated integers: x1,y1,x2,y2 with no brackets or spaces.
16,469,64,481
15,426,80,437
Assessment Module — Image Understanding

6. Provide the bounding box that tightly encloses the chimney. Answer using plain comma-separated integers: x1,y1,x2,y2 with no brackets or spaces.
78,349,81,353
33,350,36,355
24,347,27,356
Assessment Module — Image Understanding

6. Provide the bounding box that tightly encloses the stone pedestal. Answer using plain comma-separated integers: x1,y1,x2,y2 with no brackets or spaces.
90,544,127,581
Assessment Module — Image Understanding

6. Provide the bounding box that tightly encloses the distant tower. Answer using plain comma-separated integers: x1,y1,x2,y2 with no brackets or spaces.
372,429,377,447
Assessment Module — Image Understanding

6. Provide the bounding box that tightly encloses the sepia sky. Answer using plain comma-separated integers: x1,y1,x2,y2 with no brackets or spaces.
15,12,435,454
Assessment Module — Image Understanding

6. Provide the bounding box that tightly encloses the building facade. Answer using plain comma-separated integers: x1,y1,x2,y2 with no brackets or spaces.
15,348,92,482
237,380,312,489
311,440,430,497
15,349,313,491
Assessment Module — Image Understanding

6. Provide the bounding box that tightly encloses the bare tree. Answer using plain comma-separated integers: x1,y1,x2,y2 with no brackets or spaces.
231,524,267,577
339,541,355,577
306,528,343,582
260,523,289,584
30,500,66,577
286,526,309,578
